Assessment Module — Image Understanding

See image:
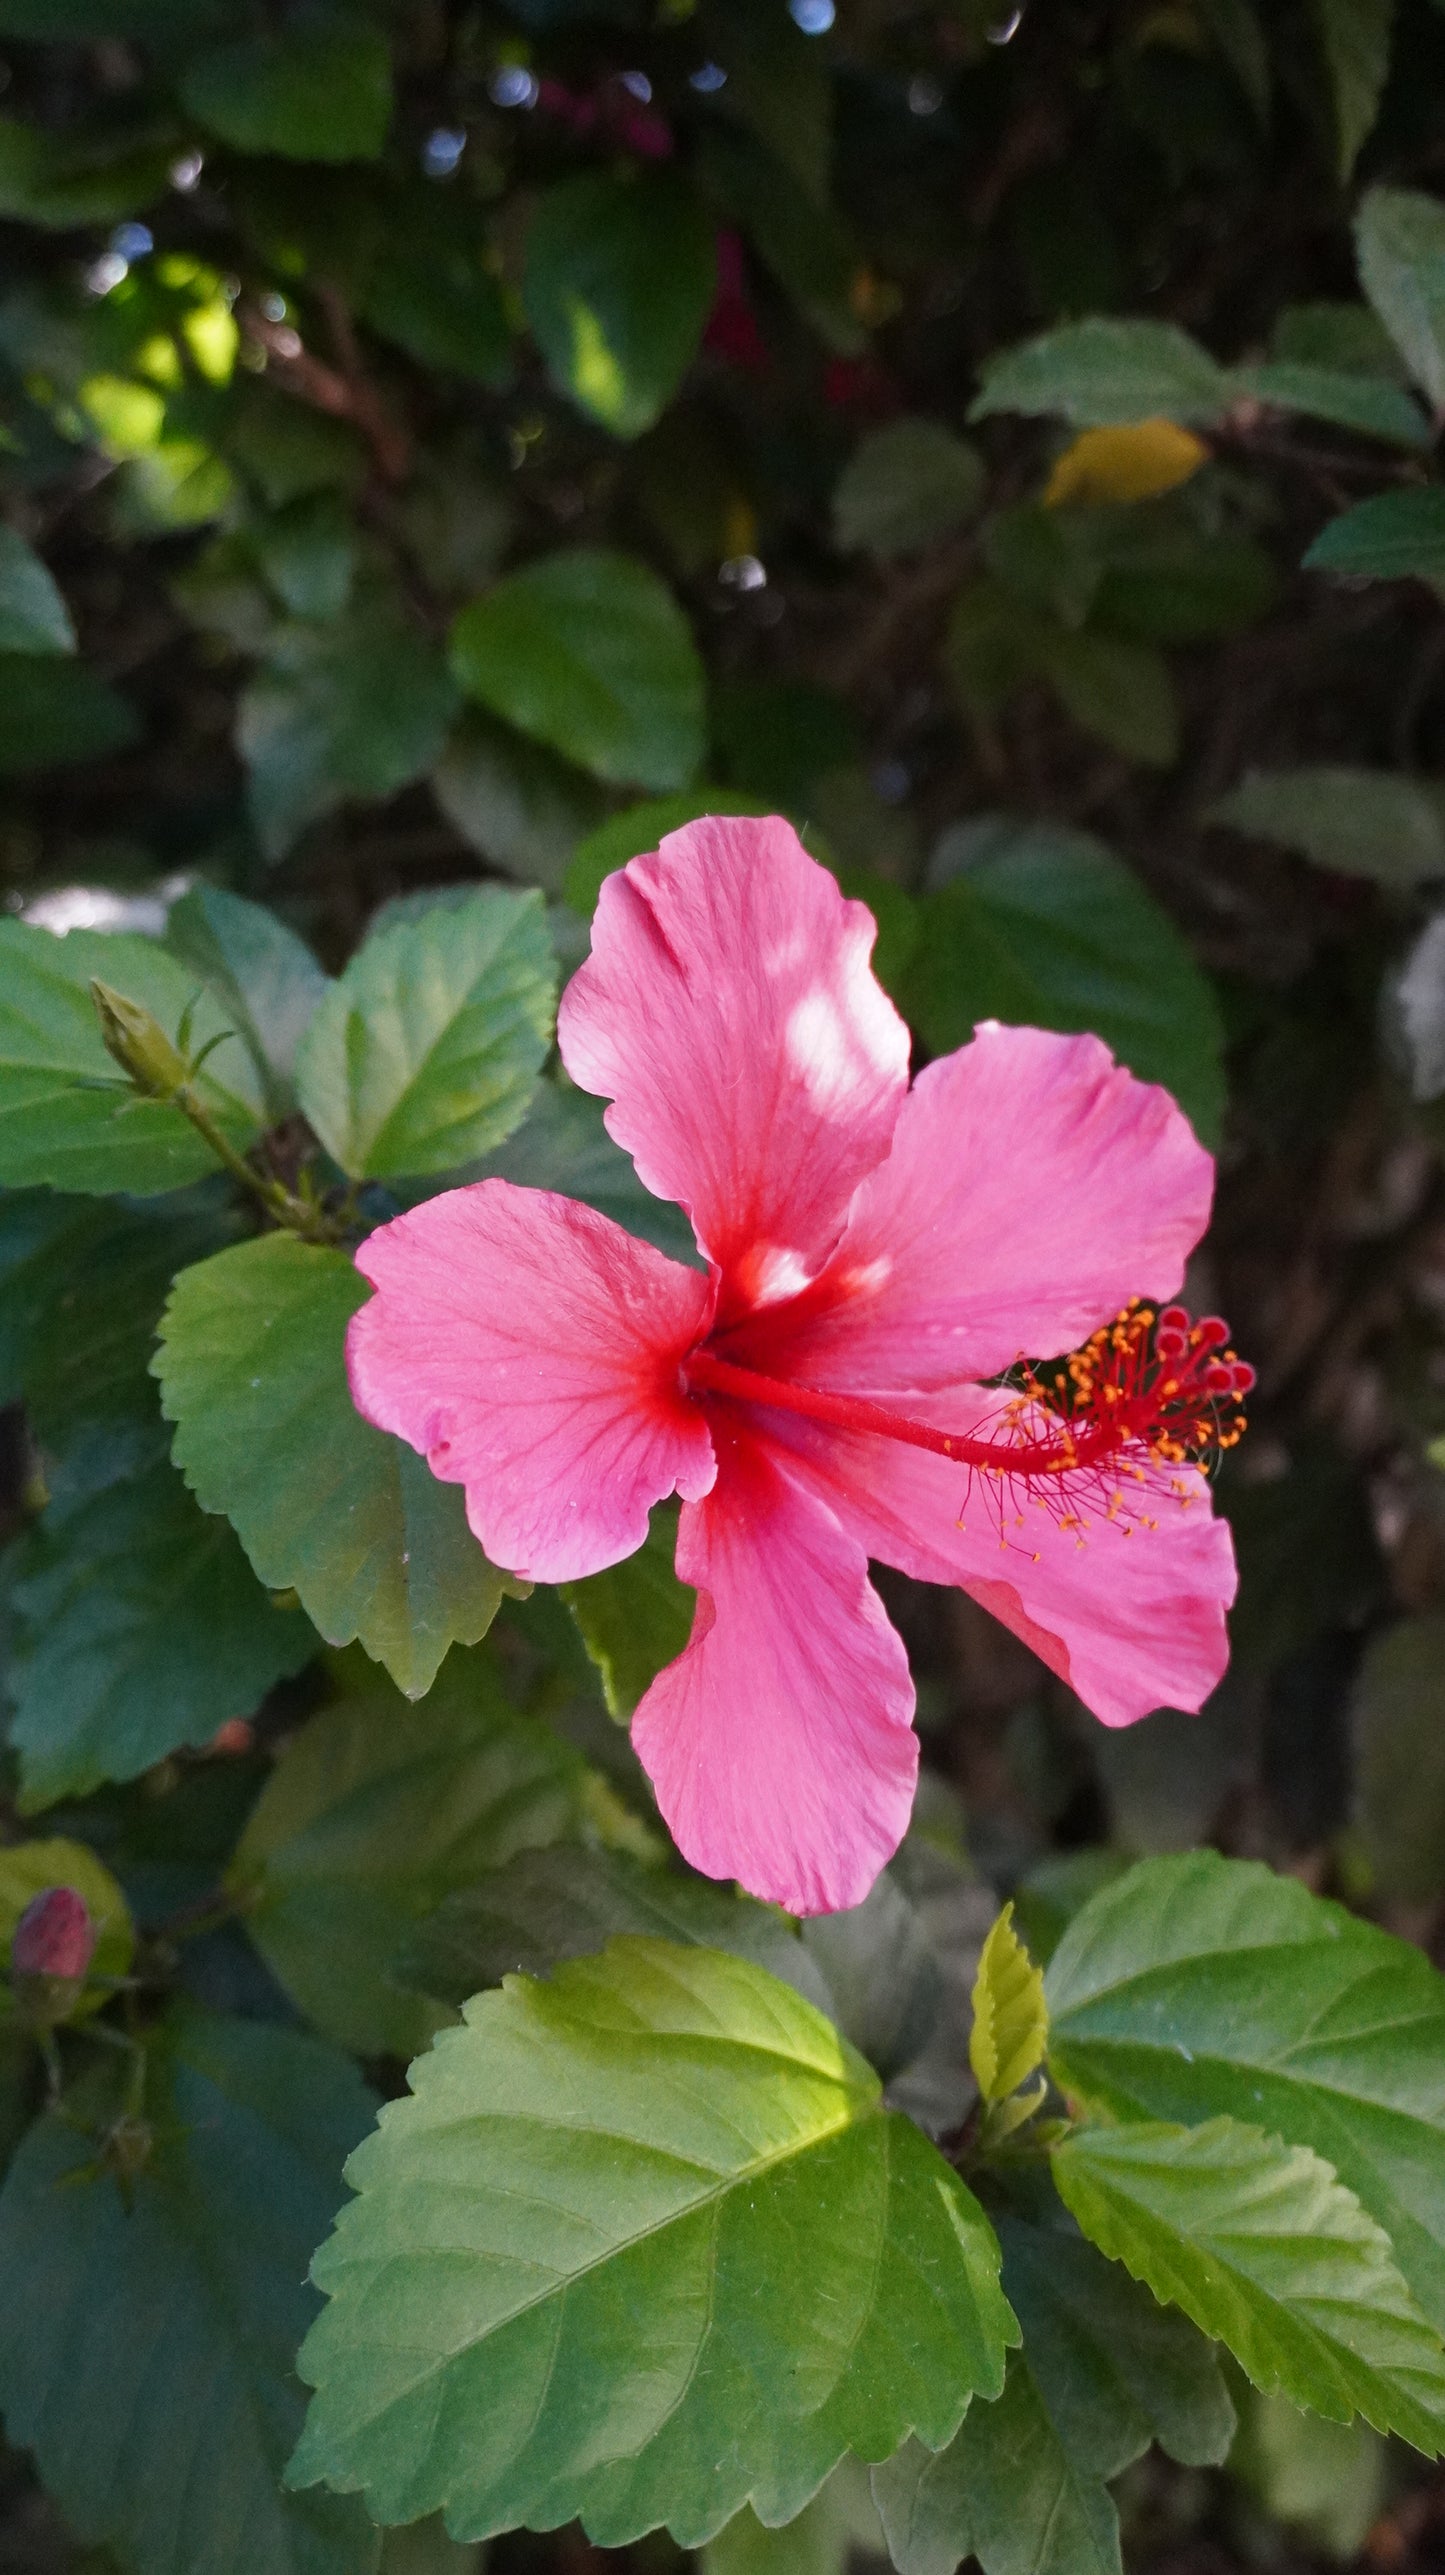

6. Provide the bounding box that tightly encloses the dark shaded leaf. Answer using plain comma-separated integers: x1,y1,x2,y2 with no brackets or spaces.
0,2005,379,2575
1304,487,1445,582
8,1452,315,1809
392,1840,832,2013
903,819,1226,1144
450,550,705,792
180,11,392,163
230,1668,590,2055
525,169,715,439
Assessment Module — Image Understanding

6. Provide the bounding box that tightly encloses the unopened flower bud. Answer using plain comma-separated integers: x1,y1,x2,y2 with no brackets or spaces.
10,1885,96,2026
89,978,188,1100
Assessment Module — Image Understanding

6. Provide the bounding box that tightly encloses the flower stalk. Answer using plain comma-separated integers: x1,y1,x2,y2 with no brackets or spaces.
89,979,340,1246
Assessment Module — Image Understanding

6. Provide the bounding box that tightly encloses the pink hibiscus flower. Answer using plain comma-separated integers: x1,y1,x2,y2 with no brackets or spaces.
347,818,1243,1914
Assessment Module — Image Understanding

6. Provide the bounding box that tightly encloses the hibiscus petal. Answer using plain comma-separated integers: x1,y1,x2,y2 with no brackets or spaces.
737,1025,1214,1391
769,1407,1235,1728
557,816,910,1320
348,1180,716,1584
632,1419,919,1914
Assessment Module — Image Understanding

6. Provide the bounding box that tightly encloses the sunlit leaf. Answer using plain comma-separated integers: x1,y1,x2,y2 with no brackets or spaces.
1045,1851,1445,2336
969,1902,1048,2103
289,1939,1016,2546
1053,2116,1445,2450
293,886,554,1180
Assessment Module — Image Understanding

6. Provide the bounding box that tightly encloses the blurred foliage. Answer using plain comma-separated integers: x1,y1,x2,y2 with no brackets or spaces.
3,0,1445,2572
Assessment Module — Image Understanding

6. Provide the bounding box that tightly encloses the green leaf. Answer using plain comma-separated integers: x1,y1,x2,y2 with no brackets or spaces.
901,819,1226,1146
0,523,74,653
1200,0,1271,119
1304,487,1445,582
799,1869,946,2087
564,790,773,917
0,1185,234,1457
392,447,512,600
699,123,864,357
0,114,171,227
0,2004,379,2575
180,10,392,163
704,2462,883,2575
0,1835,133,2025
981,501,1105,628
154,1234,519,1700
946,576,1053,720
701,0,834,203
226,385,368,506
166,883,330,1119
360,190,511,389
1210,765,1445,885
1014,1852,1130,1967
1313,0,1394,178
874,2215,1233,2575
0,918,267,1196
834,419,987,559
293,886,553,1180
1271,299,1405,373
1356,188,1445,409
391,1842,832,2015
252,493,356,622
1039,626,1180,766
8,1452,315,1810
561,1504,694,1723
432,712,609,895
877,2357,1121,2575
971,319,1232,428
970,1903,1048,2103
450,550,705,793
1044,1851,1445,2337
1351,1613,1445,1906
229,1669,589,2057
712,678,859,807
289,1939,1016,2546
524,169,716,440
472,1076,701,1268
1053,2116,1445,2451
1233,359,1431,448
1233,2389,1387,2555
0,653,137,775
0,0,230,24
1087,515,1279,642
377,2520,484,2575
240,597,461,860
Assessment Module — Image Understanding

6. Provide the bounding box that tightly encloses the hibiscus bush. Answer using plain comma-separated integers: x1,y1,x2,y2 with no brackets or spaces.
6,3,1445,2573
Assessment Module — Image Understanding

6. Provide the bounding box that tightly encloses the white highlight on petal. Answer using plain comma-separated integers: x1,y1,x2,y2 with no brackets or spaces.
785,987,860,1108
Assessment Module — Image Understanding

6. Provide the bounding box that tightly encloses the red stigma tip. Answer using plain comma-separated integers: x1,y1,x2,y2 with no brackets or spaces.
1020,1298,1252,1479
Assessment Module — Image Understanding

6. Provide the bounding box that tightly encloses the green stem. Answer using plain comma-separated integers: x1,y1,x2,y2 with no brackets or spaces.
173,1082,341,1245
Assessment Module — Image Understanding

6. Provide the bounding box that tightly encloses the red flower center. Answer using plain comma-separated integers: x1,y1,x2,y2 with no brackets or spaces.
683,1300,1252,1536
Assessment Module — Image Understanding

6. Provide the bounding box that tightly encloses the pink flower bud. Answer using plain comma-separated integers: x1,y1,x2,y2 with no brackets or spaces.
12,1885,96,1983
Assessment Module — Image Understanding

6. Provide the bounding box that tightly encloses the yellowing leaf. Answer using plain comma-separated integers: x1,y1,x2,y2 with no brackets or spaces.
1043,420,1209,507
970,1900,1048,2102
